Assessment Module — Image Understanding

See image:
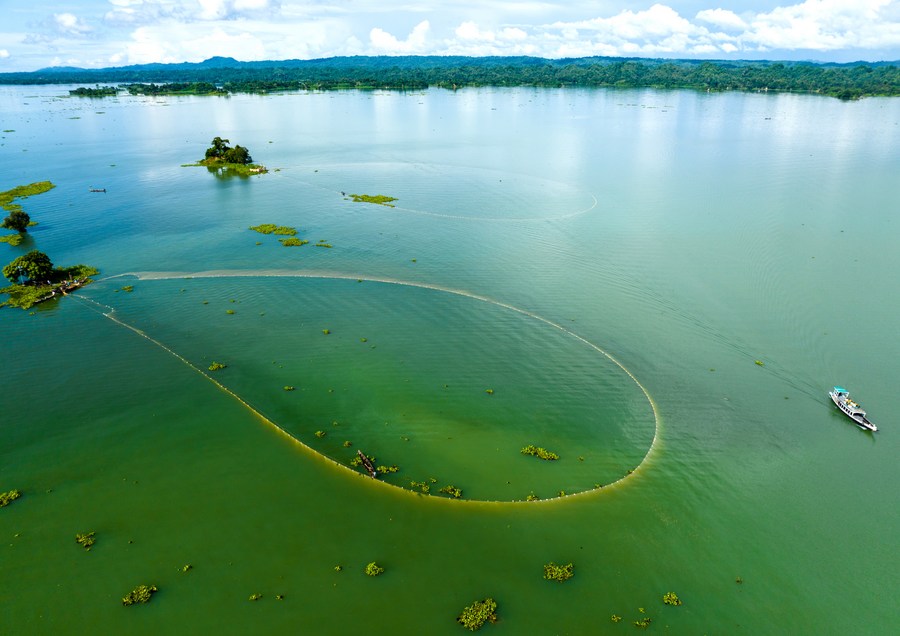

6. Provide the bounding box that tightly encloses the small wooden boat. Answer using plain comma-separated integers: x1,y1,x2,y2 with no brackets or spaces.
356,450,377,478
89,188,106,193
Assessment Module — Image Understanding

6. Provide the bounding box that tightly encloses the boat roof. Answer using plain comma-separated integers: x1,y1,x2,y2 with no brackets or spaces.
833,386,848,393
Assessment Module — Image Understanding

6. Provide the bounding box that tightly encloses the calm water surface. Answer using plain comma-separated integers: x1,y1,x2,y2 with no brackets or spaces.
1,85,898,634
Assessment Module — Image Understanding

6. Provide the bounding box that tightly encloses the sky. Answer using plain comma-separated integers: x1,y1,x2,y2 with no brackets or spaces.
1,1,899,72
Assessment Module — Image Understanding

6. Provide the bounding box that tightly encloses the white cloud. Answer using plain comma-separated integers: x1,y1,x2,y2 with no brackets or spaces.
695,9,748,31
369,20,430,53
0,49,9,59
55,12,93,36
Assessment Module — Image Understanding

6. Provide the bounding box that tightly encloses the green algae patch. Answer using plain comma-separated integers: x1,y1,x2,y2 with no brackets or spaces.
457,598,498,631
122,584,158,606
279,237,308,246
348,193,397,207
208,362,227,371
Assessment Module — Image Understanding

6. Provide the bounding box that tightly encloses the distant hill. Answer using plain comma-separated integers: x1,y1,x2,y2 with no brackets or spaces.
3,55,898,100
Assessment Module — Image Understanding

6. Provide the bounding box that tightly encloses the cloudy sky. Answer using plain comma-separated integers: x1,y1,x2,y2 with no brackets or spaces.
1,0,899,72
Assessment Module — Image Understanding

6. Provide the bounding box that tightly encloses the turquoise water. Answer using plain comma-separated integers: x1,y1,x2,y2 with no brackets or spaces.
1,85,898,633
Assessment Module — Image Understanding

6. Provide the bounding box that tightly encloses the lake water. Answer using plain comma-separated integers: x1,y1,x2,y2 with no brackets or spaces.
1,84,898,634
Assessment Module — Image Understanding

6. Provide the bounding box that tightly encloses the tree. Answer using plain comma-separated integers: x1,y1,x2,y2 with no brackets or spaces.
3,250,53,284
1,209,30,233
205,136,230,159
223,144,252,164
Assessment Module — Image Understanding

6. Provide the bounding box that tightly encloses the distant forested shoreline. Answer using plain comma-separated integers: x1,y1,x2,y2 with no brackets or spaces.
2,55,898,100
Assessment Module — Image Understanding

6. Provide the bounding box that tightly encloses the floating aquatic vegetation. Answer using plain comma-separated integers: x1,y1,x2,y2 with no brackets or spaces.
611,615,622,623
755,360,765,366
122,584,158,606
0,489,21,507
225,309,235,315
521,445,559,461
75,531,96,550
275,594,284,600
279,238,309,246
208,362,227,371
283,386,295,391
322,329,330,335
348,194,397,207
457,598,498,631
485,389,494,395
634,617,652,628
735,576,743,584
662,592,682,606
525,493,540,501
0,234,23,245
315,430,326,438
364,562,384,577
182,564,193,573
249,224,297,236
543,562,574,582
342,440,352,447
248,593,262,601
377,465,400,474
334,565,343,572
122,285,134,292
409,480,430,494
439,485,462,499
315,241,333,248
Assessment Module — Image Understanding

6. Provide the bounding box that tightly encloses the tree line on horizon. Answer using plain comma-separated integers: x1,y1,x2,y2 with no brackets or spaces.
6,56,898,100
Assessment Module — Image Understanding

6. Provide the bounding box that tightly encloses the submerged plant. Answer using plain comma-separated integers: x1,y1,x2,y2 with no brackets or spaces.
75,531,96,550
122,584,158,606
364,562,385,577
457,597,498,631
0,489,21,507
662,592,682,606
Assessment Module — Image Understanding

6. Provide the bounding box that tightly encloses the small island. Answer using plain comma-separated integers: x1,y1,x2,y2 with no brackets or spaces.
1,181,55,246
69,86,119,97
1,250,98,310
187,137,268,177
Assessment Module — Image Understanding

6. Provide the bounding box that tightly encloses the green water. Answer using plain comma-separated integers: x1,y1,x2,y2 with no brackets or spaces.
1,86,898,634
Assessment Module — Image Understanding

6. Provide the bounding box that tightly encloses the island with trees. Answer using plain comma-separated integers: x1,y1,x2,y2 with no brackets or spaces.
1,250,99,310
2,56,898,100
188,137,268,177
69,86,119,97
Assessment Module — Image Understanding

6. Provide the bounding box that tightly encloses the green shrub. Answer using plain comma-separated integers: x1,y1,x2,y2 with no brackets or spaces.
364,562,384,577
0,489,21,507
521,445,559,460
662,592,682,606
122,584,158,606
75,532,96,550
457,598,498,631
543,562,574,582
439,485,462,499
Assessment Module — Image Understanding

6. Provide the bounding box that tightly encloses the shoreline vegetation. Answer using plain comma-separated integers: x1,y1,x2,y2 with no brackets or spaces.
4,55,891,101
